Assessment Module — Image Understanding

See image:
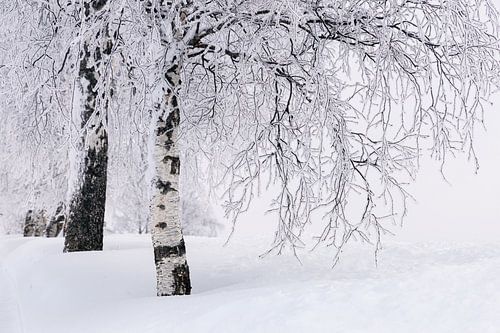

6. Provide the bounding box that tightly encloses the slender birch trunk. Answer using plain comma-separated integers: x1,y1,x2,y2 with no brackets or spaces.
151,61,191,296
64,1,112,252
147,0,192,296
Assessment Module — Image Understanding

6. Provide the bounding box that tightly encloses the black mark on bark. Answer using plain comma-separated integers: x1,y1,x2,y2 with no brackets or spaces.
154,239,186,260
156,180,177,194
163,156,180,174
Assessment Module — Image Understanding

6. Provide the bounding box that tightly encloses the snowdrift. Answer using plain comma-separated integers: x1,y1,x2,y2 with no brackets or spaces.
1,235,500,333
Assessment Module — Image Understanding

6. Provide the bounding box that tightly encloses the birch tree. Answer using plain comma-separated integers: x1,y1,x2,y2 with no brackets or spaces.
137,0,498,294
145,0,193,296
63,1,116,252
23,209,48,237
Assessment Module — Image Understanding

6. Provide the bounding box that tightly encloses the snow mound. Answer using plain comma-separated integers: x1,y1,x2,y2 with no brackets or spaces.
1,235,500,333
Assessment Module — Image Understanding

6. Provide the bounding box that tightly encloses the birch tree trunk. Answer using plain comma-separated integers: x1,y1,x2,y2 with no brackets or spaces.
151,61,191,296
64,1,112,252
148,0,192,297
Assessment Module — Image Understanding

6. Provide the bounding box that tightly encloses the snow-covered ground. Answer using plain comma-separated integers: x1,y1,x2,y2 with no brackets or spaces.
1,234,500,333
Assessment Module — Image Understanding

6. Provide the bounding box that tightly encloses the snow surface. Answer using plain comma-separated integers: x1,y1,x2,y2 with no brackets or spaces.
1,234,500,333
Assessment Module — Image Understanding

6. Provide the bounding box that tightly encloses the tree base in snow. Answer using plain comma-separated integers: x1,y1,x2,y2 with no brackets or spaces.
155,261,191,296
64,147,107,252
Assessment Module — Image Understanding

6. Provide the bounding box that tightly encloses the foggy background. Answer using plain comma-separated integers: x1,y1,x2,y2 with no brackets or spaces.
397,97,500,243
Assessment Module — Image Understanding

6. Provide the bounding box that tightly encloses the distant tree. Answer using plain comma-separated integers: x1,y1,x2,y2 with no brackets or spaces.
46,202,66,238
24,209,47,237
23,210,35,237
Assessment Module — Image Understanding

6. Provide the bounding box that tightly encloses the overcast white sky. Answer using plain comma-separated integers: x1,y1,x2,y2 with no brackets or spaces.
395,95,500,242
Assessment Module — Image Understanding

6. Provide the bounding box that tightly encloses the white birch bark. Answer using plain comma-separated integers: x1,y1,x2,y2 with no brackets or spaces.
148,0,192,296
151,60,191,296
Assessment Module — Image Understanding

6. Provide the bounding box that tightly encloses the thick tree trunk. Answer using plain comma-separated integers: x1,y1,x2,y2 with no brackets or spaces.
64,1,111,252
151,61,191,296
46,202,66,238
63,125,107,251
